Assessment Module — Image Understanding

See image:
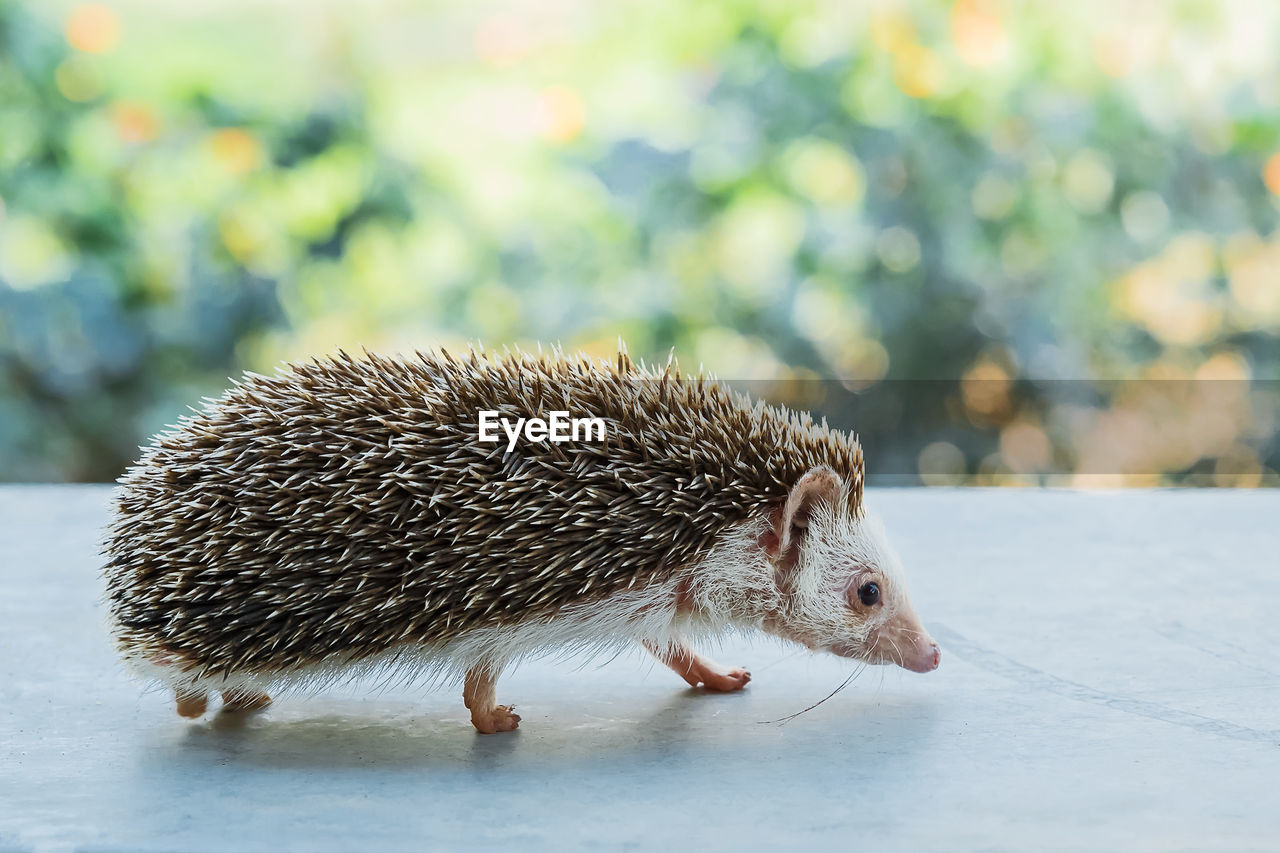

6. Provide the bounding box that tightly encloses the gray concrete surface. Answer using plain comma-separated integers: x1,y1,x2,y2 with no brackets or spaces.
1,486,1278,852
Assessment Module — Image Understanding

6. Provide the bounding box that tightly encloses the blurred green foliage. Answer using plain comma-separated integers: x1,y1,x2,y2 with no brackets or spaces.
1,0,1278,483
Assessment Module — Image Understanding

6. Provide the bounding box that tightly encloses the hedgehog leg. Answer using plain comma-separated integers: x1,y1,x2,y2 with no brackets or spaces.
463,663,521,734
645,639,751,692
175,689,208,718
221,689,272,713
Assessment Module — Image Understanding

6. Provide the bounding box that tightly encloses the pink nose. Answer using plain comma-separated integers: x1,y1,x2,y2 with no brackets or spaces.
909,643,941,673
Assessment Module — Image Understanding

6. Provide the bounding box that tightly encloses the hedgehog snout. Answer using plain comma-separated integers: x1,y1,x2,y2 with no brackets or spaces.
874,622,941,673
902,640,941,673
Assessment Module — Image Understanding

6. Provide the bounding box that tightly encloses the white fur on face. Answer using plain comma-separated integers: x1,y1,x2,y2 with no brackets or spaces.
682,500,928,666
789,503,906,655
802,504,935,668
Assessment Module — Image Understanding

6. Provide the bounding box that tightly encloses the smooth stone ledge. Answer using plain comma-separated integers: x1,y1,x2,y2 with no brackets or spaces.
1,486,1277,852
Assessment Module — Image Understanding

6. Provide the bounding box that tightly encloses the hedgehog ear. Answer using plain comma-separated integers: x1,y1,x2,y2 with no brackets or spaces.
771,466,842,583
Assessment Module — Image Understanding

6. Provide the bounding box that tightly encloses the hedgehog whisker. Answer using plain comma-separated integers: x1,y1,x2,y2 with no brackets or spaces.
887,636,904,668
757,663,866,726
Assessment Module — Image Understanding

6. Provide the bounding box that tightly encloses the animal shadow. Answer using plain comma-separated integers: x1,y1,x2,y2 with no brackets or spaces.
168,686,937,771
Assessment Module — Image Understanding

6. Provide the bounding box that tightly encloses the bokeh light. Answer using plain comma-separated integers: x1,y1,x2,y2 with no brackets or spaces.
65,4,118,55
0,0,1276,484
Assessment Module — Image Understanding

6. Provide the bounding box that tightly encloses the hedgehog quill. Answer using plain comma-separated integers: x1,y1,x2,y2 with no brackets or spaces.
103,347,939,733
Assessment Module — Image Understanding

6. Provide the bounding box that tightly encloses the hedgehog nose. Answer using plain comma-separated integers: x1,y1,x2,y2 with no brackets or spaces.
909,642,941,673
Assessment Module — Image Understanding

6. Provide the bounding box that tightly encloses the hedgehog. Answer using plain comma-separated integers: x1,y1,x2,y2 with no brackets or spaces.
103,347,939,733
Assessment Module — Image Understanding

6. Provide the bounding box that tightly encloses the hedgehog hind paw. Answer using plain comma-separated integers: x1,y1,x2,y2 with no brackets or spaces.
463,663,519,734
471,705,521,734
175,690,209,718
221,689,272,713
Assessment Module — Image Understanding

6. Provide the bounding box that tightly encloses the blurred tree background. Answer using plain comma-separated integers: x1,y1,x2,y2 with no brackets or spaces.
1,0,1277,484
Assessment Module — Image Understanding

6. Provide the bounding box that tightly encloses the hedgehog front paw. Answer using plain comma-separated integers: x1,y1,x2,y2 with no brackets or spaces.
471,704,521,734
697,665,752,692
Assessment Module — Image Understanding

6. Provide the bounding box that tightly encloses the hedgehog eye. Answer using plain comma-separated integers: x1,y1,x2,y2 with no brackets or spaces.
857,582,881,607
